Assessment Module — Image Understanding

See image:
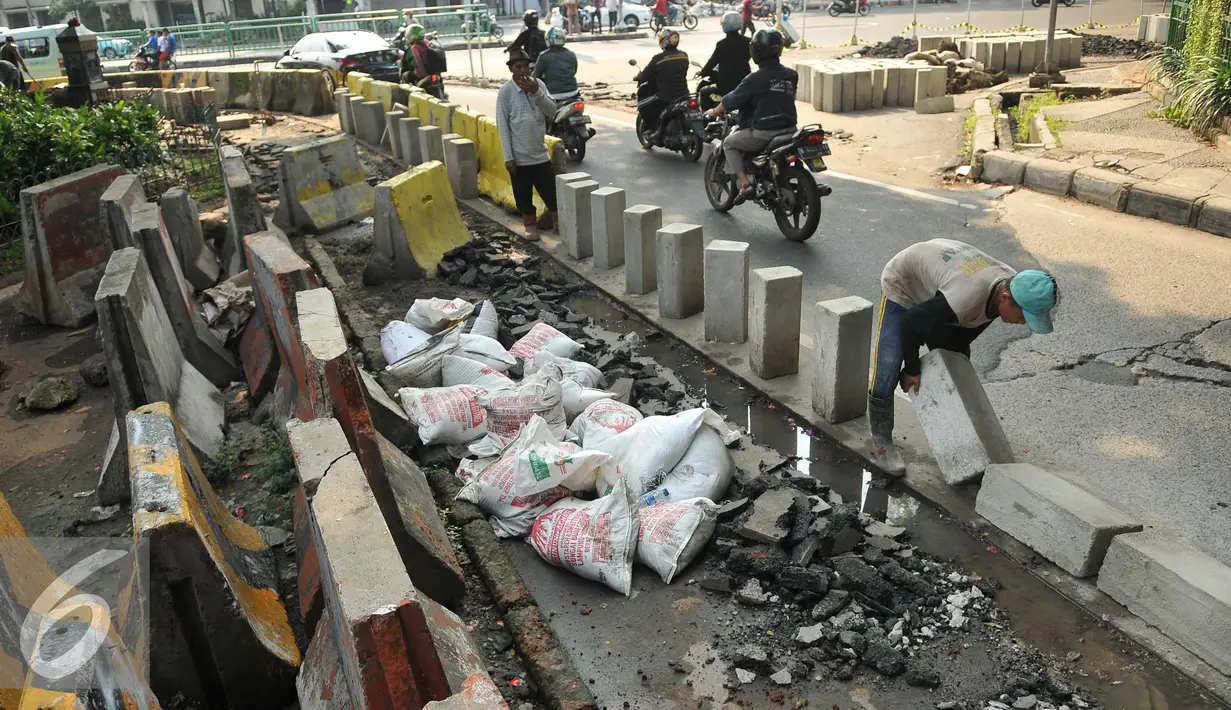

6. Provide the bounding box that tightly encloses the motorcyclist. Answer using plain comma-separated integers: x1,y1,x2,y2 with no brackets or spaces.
653,0,679,23
399,24,431,83
509,10,548,63
705,27,797,203
393,9,417,50
637,28,689,141
139,29,160,64
533,27,579,101
700,11,751,107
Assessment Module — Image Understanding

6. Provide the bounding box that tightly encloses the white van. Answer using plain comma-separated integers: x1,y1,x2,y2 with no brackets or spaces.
5,25,68,84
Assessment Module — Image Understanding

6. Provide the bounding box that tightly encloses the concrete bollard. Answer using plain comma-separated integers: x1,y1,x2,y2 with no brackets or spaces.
443,138,479,199
591,186,626,269
334,89,352,134
356,100,386,146
811,296,873,424
624,204,662,295
559,179,600,259
419,125,445,164
399,116,423,166
345,95,365,136
914,348,1014,484
703,240,749,344
656,223,704,319
385,108,406,163
749,266,803,379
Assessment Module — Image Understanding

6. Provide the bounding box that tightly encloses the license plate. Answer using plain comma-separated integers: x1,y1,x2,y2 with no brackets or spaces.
687,110,702,120
803,157,827,172
798,145,825,159
569,115,592,125
821,142,832,156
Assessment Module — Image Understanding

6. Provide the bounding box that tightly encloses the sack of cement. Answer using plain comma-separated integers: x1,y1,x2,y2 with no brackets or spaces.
636,497,719,583
441,354,513,389
470,374,566,457
386,324,460,387
509,323,583,362
593,408,739,497
462,300,500,340
647,425,735,503
406,297,474,332
457,444,571,538
381,320,433,365
398,384,489,445
456,333,517,372
528,475,639,595
568,399,643,448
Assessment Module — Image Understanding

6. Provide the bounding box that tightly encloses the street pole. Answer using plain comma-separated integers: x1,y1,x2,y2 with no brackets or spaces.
1035,0,1062,80
852,6,859,44
1087,0,1093,28
1020,0,1025,29
911,0,918,39
965,0,973,33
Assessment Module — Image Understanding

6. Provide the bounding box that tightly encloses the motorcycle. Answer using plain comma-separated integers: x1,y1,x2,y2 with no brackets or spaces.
1031,0,1074,5
648,6,700,30
461,11,506,41
549,94,595,161
129,49,176,71
827,0,869,16
400,71,448,99
702,109,830,242
630,59,707,162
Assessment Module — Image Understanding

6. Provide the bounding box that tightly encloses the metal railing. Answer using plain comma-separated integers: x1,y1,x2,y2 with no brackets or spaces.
1167,0,1189,51
97,5,491,61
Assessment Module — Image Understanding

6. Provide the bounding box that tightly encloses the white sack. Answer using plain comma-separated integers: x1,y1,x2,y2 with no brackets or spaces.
568,399,644,448
509,323,583,362
528,476,639,595
636,497,719,583
456,333,517,371
469,375,566,457
463,300,500,340
455,456,498,485
457,445,571,538
398,385,488,445
380,320,432,366
510,416,614,495
527,351,603,388
406,297,474,332
386,325,460,387
441,354,512,390
646,426,735,503
593,408,738,497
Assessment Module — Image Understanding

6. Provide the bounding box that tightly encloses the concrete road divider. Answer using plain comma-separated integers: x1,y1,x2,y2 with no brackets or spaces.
811,296,873,424
95,247,225,504
657,223,705,319
334,89,354,133
240,307,280,406
129,202,237,387
291,416,493,708
592,186,627,270
452,105,481,144
295,69,335,116
428,100,457,133
704,240,750,344
367,78,395,110
386,107,407,162
559,175,599,259
16,164,126,327
369,161,472,282
444,137,479,200
1098,531,1231,675
275,135,375,234
399,116,424,166
346,95,365,137
355,100,387,147
128,401,299,706
162,187,221,290
221,146,269,276
420,124,446,164
750,266,804,379
976,463,1142,577
915,348,1013,484
624,204,662,295
100,173,146,252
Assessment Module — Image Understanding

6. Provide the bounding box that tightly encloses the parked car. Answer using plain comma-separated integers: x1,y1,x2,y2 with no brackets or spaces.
98,36,131,59
618,0,654,28
276,30,402,88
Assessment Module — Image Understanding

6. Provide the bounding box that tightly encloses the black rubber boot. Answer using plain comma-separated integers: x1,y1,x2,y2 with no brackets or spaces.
868,399,905,476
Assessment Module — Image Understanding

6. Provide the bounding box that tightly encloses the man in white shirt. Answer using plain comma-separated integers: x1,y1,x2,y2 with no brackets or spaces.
606,0,621,31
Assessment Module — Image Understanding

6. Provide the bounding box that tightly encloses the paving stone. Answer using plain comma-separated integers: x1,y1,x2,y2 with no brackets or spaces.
1159,166,1224,193
739,487,796,544
1129,162,1175,181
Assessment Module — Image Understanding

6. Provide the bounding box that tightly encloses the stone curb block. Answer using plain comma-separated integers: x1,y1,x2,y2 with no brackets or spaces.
979,151,1032,186
1125,181,1204,226
1023,157,1077,197
1070,167,1137,212
1195,195,1231,238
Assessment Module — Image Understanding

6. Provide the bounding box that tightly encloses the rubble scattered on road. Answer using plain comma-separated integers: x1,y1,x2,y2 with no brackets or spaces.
853,36,918,58
21,375,79,411
1080,33,1159,57
79,356,109,387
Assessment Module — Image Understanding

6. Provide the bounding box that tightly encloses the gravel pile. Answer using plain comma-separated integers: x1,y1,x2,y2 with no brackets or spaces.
856,36,919,58
1080,33,1159,57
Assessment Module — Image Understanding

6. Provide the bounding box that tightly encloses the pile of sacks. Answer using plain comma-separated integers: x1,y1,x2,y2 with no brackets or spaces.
904,42,1008,93
383,297,740,595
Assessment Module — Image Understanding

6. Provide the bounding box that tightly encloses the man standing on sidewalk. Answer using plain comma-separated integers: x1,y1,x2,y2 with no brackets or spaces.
0,36,27,92
868,239,1059,474
496,48,560,240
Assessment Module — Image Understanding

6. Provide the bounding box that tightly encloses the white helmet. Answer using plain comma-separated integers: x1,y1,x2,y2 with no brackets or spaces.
547,26,567,46
721,10,741,32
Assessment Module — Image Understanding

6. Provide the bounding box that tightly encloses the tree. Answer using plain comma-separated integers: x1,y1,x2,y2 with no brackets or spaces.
47,0,99,23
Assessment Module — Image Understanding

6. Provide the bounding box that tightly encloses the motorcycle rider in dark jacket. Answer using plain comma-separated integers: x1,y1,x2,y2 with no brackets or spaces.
638,28,690,139
705,27,797,203
509,10,549,63
701,11,751,102
533,27,579,99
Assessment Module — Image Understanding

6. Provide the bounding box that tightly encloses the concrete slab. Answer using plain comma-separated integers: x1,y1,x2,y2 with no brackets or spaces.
1160,166,1225,193
1098,532,1231,676
100,173,145,252
976,463,1142,577
625,204,662,295
739,487,796,544
914,349,1013,485
750,266,803,379
704,240,750,344
220,145,268,276
657,223,704,319
1023,158,1078,197
1130,162,1176,181
1126,181,1203,226
811,296,873,424
1071,167,1138,211
161,187,220,291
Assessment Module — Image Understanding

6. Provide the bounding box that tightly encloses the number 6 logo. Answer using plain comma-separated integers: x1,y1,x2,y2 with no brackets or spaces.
19,549,128,681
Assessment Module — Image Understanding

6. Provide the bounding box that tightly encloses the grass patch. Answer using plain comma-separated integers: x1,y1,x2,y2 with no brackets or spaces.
189,178,227,204
204,434,242,484
962,107,978,159
253,430,296,494
0,240,22,278
1012,93,1067,143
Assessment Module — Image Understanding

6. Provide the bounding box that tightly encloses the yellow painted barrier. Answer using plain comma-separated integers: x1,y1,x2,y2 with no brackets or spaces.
408,91,433,123
345,71,369,94
278,134,375,232
368,79,396,111
355,75,374,101
428,98,456,133
372,161,472,278
452,105,480,144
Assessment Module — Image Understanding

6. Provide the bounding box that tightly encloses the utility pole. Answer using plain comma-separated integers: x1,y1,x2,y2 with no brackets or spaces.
1030,0,1064,86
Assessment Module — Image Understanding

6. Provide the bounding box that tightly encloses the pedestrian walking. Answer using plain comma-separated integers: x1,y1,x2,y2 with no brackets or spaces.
867,239,1059,475
0,36,27,92
740,0,756,34
496,47,560,240
606,0,621,31
566,0,581,34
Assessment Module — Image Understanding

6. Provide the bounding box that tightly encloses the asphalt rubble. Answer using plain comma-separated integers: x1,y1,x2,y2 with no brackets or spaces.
426,232,1104,710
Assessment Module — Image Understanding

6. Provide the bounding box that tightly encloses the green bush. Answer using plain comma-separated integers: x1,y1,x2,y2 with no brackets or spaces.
0,91,163,227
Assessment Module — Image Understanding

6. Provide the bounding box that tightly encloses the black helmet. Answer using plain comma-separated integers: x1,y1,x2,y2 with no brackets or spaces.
751,27,784,64
523,9,539,26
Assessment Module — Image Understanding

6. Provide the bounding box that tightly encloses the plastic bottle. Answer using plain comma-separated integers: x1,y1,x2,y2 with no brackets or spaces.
639,488,670,508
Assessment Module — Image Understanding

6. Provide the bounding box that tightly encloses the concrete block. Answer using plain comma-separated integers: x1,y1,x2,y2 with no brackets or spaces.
821,71,841,113
656,223,704,319
161,187,220,291
1019,37,1038,74
974,40,991,68
915,66,946,101
915,95,954,114
128,402,298,707
1071,167,1138,211
1004,40,1022,74
870,67,885,109
424,674,509,709
385,108,407,162
740,487,795,544
1196,195,1231,237
100,172,145,252
359,367,415,449
1023,157,1077,197
591,186,626,269
1061,34,1081,69
239,306,279,407
840,72,856,113
976,463,1142,577
355,100,387,147
703,240,749,343
1126,181,1203,226
624,204,662,294
853,70,873,111
399,116,423,166
334,89,353,134
796,62,813,105
980,150,1033,185
220,145,267,276
369,161,469,282
275,134,375,234
345,95,365,136
811,296,873,424
129,202,237,388
810,68,825,111
883,67,901,107
443,138,479,199
420,124,445,165
16,164,125,327
914,348,1013,484
897,65,917,107
1097,532,1231,675
295,607,348,709
989,40,1006,73
559,178,600,259
749,266,803,379
94,247,224,504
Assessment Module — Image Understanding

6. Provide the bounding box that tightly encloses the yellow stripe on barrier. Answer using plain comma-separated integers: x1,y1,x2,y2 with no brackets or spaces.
369,79,396,111
345,71,369,94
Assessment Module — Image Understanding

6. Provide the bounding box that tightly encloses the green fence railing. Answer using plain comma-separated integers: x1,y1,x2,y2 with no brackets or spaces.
1167,0,1190,52
97,4,490,60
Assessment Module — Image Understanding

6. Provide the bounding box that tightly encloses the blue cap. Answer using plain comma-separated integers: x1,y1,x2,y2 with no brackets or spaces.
1009,269,1057,335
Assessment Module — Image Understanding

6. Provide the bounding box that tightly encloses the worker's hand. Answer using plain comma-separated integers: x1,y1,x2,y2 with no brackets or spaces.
899,373,921,394
505,160,517,175
513,73,538,93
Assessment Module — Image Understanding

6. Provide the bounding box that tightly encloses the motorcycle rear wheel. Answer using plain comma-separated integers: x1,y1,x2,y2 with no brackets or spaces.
775,164,821,242
704,152,737,212
857,4,870,15
566,135,587,161
682,132,703,162
635,114,655,149
683,13,698,29
827,3,841,16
